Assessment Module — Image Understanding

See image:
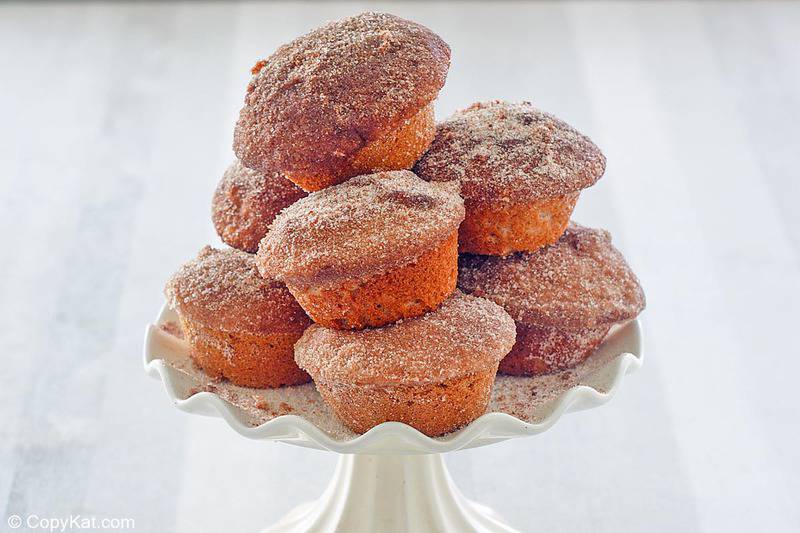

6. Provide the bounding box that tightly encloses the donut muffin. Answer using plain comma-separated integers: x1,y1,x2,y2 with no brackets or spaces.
294,291,516,436
257,170,465,330
165,246,312,388
212,160,306,253
415,101,606,256
458,223,645,376
234,12,450,192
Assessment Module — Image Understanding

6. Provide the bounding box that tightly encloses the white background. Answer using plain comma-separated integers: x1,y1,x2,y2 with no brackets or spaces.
1,1,798,532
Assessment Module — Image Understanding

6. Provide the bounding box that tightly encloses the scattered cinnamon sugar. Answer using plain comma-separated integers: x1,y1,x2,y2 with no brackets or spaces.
257,170,464,286
154,314,637,440
159,321,184,339
458,223,645,330
414,101,606,204
187,383,218,396
254,399,295,417
294,291,515,385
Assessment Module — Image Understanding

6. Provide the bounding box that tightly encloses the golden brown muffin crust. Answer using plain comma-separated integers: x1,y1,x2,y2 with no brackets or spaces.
314,371,496,436
294,291,515,385
178,316,311,388
165,246,311,335
456,192,578,255
257,170,464,286
212,160,306,253
234,12,450,181
414,101,606,203
458,223,645,329
286,230,459,330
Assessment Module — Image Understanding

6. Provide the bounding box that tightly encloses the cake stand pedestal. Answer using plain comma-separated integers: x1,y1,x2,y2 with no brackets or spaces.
265,453,513,532
145,304,642,532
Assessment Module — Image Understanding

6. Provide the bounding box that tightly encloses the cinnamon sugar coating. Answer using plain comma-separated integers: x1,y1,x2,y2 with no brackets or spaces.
212,161,306,253
414,101,606,204
498,322,610,376
295,291,515,386
257,170,464,287
234,12,450,186
458,223,645,330
165,246,311,335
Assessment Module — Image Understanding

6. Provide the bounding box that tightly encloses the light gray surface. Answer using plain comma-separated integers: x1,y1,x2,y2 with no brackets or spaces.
1,1,798,532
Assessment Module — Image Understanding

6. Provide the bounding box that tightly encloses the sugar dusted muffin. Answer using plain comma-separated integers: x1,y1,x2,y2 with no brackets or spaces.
415,101,605,255
458,223,645,375
165,246,311,388
256,170,464,330
294,291,516,436
212,160,306,253
234,12,450,192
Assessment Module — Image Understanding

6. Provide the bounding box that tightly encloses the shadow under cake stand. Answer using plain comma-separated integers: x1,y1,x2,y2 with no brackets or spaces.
144,304,642,532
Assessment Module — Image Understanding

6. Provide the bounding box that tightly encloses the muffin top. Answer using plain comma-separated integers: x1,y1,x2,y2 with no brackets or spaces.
234,12,450,181
295,291,515,385
458,223,645,329
257,170,464,286
414,101,605,204
212,160,306,253
165,246,310,334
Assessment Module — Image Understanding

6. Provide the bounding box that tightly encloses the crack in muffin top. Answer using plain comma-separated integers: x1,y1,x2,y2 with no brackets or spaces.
414,101,606,204
165,246,311,335
233,12,450,179
257,170,464,286
458,223,645,330
212,160,307,253
294,291,516,385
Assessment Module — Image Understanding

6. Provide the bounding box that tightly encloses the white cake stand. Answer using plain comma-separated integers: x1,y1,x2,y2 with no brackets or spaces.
144,304,642,532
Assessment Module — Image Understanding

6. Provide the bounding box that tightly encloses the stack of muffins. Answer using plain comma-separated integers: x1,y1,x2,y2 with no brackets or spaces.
165,12,645,437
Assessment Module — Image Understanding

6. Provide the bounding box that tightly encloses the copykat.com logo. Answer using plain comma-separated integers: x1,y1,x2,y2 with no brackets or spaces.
7,514,135,531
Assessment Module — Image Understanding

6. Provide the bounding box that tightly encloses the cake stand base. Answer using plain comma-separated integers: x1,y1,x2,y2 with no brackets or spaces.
263,453,517,533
